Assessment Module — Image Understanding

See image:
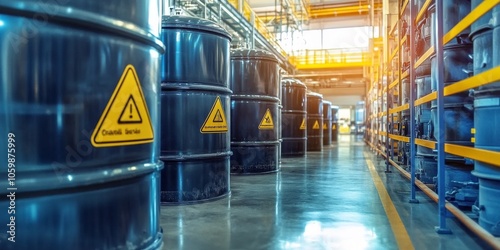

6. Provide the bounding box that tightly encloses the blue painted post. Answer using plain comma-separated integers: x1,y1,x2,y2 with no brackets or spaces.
435,0,451,234
408,0,418,204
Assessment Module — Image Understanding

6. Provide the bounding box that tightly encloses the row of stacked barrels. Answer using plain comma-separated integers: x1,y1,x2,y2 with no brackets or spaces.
280,79,339,156
0,3,343,248
160,15,340,205
398,0,500,236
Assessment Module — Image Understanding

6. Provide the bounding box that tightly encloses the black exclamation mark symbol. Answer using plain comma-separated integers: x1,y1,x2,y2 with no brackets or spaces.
129,103,133,119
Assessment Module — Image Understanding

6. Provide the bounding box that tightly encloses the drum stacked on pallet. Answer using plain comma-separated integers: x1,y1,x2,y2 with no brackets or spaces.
472,1,500,237
230,49,281,174
0,1,164,249
281,78,307,157
322,101,333,146
306,92,323,151
331,106,340,142
426,1,478,207
160,16,232,204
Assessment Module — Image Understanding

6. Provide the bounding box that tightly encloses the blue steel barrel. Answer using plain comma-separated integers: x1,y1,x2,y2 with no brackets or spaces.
322,101,333,146
415,76,433,156
0,1,164,249
429,2,471,49
473,94,500,236
281,77,307,157
160,16,232,204
331,106,339,142
430,44,474,150
474,0,500,237
230,49,281,174
470,0,493,77
306,92,323,151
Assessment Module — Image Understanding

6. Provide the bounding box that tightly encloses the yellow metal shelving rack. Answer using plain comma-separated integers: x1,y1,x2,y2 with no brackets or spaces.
366,0,500,247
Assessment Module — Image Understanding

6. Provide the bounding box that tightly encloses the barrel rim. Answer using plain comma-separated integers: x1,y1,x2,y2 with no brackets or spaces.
230,48,280,63
0,2,166,53
162,15,232,40
306,91,323,98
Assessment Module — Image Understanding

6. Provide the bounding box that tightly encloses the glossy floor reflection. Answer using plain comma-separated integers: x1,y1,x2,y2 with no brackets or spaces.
160,135,488,249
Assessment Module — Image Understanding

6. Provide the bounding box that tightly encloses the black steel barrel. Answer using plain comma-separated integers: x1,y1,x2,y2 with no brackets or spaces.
160,16,232,204
306,92,323,151
323,101,333,146
415,76,433,156
0,1,164,249
331,106,339,142
281,78,307,156
230,49,281,174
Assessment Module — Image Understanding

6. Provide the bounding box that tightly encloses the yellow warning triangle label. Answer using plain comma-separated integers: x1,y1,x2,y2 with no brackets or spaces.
200,96,228,133
91,65,154,147
332,124,336,130
258,108,274,130
299,118,306,130
323,122,327,130
312,120,320,130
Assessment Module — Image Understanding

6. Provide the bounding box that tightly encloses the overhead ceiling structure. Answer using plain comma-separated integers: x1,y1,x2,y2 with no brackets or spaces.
247,0,382,106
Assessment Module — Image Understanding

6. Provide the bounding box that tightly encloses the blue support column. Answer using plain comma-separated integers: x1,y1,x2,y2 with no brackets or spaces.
408,0,418,204
435,0,451,234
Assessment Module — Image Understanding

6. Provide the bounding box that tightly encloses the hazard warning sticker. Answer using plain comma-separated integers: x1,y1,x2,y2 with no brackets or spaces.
312,120,320,130
200,96,228,133
332,124,337,130
91,65,154,147
258,108,274,130
299,118,306,130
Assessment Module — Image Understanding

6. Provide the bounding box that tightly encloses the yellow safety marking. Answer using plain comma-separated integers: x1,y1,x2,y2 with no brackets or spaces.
91,65,154,147
312,120,320,130
323,122,327,130
444,0,500,45
414,46,434,70
445,143,500,167
471,137,476,143
200,96,228,133
416,0,432,23
401,70,409,79
415,138,436,149
445,66,500,96
299,118,306,130
332,124,336,130
389,134,410,143
471,128,476,134
258,108,274,130
389,104,410,114
363,152,415,250
414,92,437,107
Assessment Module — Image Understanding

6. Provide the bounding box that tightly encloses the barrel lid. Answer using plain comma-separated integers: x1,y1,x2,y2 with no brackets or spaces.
306,91,323,98
231,48,279,63
323,100,332,106
281,77,306,88
162,15,231,39
331,105,340,110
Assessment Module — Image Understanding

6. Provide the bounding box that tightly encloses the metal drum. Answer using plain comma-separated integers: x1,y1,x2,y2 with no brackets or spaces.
331,106,339,142
472,0,493,34
281,78,307,157
160,16,232,203
429,2,471,48
306,92,323,151
472,29,493,76
472,95,500,236
322,101,333,146
230,49,281,174
430,44,473,95
415,76,433,156
0,1,164,249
